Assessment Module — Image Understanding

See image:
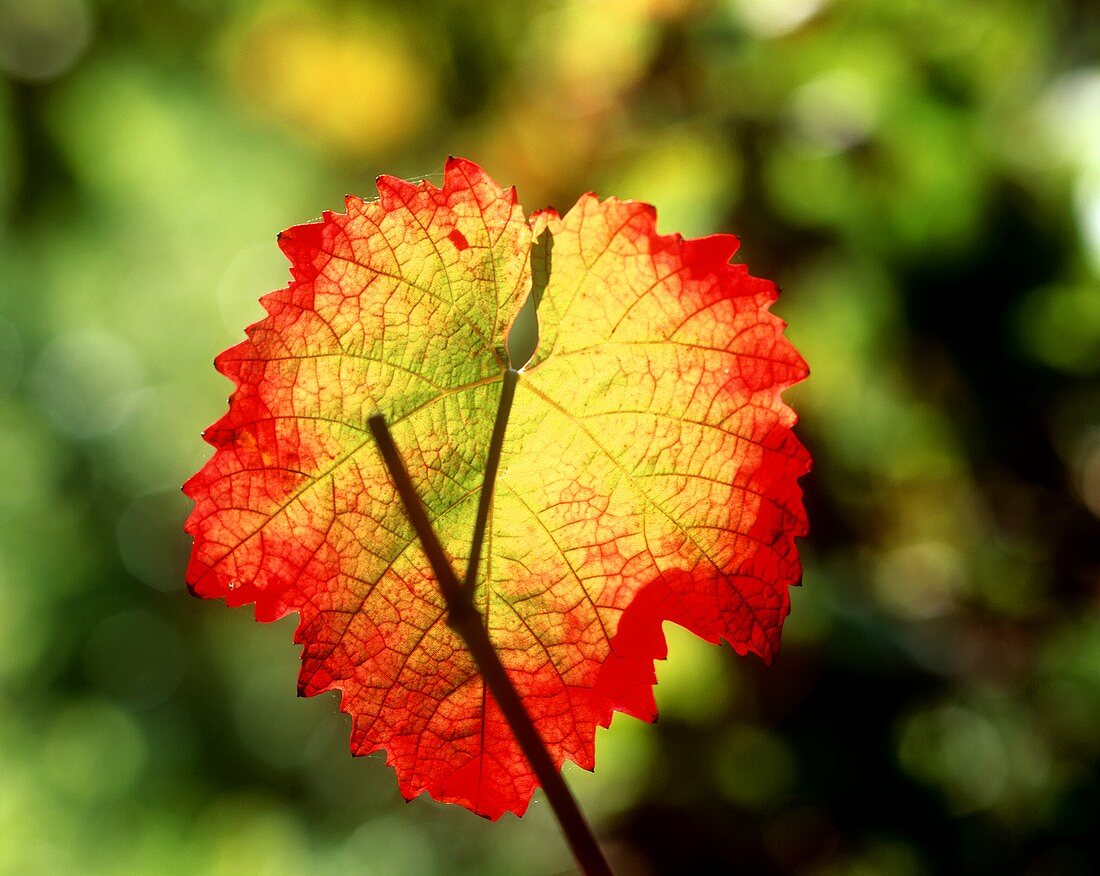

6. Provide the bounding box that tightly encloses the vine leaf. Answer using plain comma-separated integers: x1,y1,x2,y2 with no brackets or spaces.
183,157,810,819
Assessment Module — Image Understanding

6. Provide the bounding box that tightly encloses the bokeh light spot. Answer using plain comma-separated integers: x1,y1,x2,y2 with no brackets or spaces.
715,724,797,809
83,610,186,709
727,0,829,38
0,0,92,82
29,328,144,440
43,699,148,802
230,4,435,158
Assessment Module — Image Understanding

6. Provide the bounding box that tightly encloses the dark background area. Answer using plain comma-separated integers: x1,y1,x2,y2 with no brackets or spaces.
1,0,1099,873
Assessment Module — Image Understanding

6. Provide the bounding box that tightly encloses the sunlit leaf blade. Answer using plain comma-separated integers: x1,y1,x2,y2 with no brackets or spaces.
184,158,809,818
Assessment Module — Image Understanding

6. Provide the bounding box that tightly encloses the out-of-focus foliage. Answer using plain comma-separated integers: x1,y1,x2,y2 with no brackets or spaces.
0,0,1098,873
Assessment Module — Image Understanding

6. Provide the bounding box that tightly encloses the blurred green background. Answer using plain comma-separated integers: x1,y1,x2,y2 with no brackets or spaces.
2,0,1099,873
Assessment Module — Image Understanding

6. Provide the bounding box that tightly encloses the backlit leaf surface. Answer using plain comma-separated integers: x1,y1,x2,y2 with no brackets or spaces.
184,158,810,818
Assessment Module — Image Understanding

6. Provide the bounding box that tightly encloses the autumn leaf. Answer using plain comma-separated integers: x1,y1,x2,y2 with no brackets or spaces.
183,157,810,819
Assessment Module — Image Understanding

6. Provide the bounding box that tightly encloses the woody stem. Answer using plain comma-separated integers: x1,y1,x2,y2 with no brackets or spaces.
368,395,613,876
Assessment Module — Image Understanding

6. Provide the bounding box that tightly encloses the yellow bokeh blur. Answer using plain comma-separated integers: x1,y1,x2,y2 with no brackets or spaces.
229,3,436,158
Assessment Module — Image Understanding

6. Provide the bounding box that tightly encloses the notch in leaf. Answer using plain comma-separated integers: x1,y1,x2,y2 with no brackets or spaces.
507,226,552,370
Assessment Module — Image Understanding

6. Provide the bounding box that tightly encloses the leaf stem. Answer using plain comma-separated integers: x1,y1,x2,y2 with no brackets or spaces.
367,413,468,608
368,408,614,876
465,367,518,591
